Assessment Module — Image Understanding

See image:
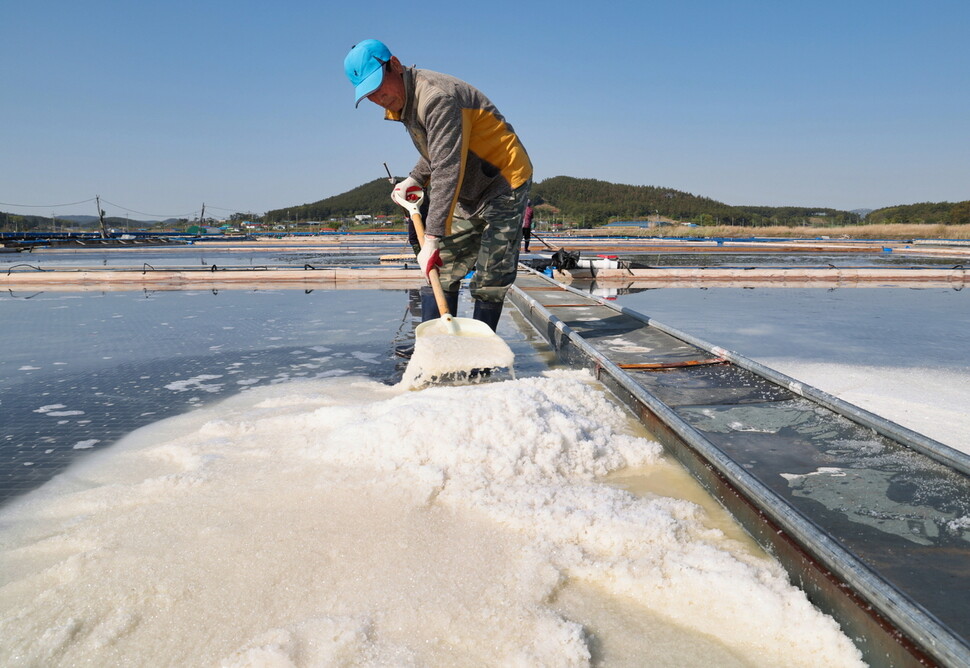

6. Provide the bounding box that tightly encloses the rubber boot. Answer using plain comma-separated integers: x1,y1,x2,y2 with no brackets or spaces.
472,299,504,332
420,286,460,322
468,300,505,378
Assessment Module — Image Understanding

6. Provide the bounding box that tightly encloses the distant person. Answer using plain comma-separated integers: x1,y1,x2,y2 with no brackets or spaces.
344,39,532,332
521,200,534,252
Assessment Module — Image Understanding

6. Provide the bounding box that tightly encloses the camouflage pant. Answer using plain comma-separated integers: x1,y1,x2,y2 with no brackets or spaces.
436,181,531,303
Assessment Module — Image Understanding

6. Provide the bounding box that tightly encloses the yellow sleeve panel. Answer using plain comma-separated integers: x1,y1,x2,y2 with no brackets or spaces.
462,108,533,190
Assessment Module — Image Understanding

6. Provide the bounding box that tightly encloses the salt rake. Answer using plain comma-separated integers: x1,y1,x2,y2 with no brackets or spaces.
395,191,514,389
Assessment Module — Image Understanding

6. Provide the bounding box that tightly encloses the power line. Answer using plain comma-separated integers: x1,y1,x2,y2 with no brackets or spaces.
204,204,250,213
97,198,197,219
3,196,261,219
198,204,265,217
0,197,97,208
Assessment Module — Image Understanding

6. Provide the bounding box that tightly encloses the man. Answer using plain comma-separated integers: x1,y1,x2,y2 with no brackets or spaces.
521,200,534,252
343,39,532,332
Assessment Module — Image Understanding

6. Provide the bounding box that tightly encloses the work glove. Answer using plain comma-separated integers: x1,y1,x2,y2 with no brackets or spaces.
416,235,442,280
391,176,424,210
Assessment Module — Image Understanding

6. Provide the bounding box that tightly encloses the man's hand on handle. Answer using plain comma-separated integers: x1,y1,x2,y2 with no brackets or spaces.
391,176,424,210
391,176,438,281
391,176,441,283
416,235,442,280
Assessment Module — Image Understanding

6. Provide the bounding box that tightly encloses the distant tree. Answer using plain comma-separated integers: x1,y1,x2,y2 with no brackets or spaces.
950,200,970,225
868,201,958,226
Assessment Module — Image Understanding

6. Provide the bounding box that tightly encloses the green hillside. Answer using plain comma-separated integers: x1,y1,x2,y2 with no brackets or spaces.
866,200,970,225
264,178,404,223
0,212,52,233
0,212,154,233
264,176,863,227
532,177,861,226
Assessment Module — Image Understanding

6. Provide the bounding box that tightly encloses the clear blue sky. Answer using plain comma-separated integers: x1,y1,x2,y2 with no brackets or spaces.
3,0,968,220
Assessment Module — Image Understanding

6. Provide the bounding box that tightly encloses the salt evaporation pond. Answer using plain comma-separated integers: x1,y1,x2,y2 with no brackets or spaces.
609,286,970,453
1,289,421,502
0,288,866,666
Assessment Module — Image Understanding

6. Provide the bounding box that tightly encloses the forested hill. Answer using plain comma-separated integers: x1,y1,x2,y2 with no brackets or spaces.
866,200,970,225
264,178,403,223
264,176,862,226
532,177,860,226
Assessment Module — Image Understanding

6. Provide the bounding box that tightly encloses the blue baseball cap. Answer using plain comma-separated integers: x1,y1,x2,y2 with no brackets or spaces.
344,39,392,107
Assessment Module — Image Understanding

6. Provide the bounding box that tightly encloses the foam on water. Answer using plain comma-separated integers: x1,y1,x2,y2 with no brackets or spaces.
0,371,863,666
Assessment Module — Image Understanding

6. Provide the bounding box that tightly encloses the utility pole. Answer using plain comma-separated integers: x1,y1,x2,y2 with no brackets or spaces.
95,195,109,239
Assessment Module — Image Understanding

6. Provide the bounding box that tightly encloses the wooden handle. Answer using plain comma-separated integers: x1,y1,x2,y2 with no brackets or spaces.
411,212,451,317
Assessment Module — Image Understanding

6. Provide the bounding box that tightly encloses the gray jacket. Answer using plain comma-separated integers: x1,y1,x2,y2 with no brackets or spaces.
385,67,532,237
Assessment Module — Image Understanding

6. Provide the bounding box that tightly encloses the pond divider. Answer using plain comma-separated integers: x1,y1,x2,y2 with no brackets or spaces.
0,267,426,291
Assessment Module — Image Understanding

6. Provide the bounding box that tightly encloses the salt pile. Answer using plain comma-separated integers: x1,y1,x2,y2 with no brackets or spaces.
399,318,516,389
0,371,863,666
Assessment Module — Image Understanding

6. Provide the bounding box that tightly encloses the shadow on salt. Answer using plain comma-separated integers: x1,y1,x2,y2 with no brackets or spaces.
0,371,864,667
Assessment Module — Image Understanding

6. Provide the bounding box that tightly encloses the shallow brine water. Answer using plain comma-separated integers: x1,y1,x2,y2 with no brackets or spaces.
4,240,961,272
607,286,970,453
618,250,963,268
0,239,414,270
0,286,867,666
